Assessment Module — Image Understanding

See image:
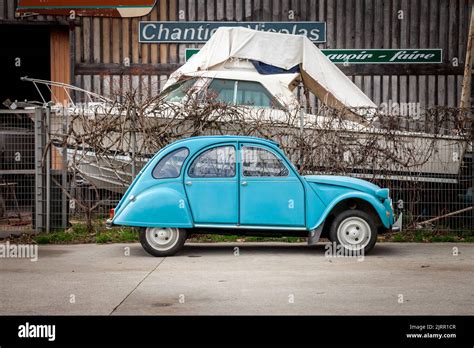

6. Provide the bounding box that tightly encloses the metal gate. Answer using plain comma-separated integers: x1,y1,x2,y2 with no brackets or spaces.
0,107,68,237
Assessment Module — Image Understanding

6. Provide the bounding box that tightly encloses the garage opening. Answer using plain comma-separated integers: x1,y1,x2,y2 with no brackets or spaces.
0,25,70,236
0,25,51,107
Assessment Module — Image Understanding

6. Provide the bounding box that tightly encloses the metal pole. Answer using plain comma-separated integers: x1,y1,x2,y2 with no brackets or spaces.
299,107,305,168
131,107,137,180
460,7,474,233
45,107,51,233
299,108,304,134
34,108,44,233
61,106,68,230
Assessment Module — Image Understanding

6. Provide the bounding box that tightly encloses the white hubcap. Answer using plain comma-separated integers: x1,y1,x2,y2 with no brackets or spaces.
337,217,371,250
146,227,179,251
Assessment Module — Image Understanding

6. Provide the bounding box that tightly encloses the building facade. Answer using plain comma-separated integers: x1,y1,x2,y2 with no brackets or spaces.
0,0,472,109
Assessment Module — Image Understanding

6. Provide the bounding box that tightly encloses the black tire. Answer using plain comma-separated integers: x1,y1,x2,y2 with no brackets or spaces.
329,209,377,254
139,227,187,257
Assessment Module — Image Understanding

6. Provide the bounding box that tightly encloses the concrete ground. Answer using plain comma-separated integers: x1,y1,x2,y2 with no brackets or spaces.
0,242,473,315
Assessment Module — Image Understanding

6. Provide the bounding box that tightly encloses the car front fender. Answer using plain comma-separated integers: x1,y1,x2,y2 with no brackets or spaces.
112,185,193,228
309,191,392,230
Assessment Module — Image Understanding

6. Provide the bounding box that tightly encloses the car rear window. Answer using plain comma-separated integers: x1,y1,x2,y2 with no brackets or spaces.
152,147,189,179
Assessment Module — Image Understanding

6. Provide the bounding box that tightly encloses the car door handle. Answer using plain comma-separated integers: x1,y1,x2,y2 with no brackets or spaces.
185,181,192,186
241,181,248,186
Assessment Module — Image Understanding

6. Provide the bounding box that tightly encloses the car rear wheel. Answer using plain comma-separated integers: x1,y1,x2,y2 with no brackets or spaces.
139,227,187,257
329,210,377,254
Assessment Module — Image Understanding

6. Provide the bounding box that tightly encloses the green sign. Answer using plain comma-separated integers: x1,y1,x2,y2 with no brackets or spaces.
185,48,442,64
322,49,442,64
185,48,200,61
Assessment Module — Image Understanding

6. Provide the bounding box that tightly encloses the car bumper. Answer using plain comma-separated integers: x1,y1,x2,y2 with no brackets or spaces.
105,219,113,229
391,212,403,232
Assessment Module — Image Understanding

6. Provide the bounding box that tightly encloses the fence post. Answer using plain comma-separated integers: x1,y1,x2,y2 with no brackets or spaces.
34,107,45,233
131,107,137,180
61,106,68,230
299,107,305,167
460,6,474,110
45,106,51,233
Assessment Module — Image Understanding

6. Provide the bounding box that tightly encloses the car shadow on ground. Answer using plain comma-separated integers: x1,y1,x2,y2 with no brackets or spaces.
173,242,402,257
125,242,402,258
181,243,319,256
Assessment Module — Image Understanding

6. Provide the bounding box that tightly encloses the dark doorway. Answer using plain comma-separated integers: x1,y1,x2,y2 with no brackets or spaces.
0,25,51,107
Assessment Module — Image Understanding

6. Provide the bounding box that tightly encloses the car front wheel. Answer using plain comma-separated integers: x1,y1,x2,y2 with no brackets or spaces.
139,227,187,257
329,210,377,254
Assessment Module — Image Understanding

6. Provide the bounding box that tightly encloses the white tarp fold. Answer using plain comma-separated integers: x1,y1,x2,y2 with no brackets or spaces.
164,27,377,114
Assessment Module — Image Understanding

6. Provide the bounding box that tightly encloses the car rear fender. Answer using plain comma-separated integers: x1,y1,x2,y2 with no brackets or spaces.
112,183,193,228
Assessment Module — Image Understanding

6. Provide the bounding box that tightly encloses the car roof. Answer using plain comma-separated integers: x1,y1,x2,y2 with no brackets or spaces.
166,135,279,151
143,135,287,179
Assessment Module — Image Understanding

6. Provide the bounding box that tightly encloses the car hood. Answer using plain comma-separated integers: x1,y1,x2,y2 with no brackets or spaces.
304,175,388,199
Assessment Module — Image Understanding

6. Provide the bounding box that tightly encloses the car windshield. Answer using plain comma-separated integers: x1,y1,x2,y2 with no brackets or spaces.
162,77,282,109
206,78,281,109
161,78,199,102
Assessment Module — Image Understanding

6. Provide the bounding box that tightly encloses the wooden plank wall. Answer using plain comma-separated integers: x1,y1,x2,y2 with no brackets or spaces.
72,0,473,108
1,0,473,108
50,28,71,104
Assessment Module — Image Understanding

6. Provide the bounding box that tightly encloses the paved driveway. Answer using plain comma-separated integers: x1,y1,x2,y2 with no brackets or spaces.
0,242,472,315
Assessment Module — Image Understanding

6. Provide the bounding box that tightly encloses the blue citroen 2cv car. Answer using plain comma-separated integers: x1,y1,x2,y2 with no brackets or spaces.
107,136,401,257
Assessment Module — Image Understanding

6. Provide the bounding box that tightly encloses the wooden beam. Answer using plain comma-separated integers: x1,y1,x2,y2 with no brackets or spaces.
340,64,465,76
460,6,474,109
418,207,473,225
75,63,180,75
75,62,465,76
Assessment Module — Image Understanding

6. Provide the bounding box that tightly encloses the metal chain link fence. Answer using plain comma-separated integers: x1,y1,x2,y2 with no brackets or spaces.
0,91,472,237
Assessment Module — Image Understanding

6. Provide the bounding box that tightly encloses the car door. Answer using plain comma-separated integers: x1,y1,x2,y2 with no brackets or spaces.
184,144,238,224
239,143,305,227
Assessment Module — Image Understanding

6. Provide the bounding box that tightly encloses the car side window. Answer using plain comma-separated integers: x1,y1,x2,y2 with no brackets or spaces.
241,146,289,177
152,148,189,179
188,146,236,178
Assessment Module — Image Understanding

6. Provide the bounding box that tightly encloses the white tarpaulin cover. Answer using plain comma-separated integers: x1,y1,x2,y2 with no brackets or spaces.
164,27,377,113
